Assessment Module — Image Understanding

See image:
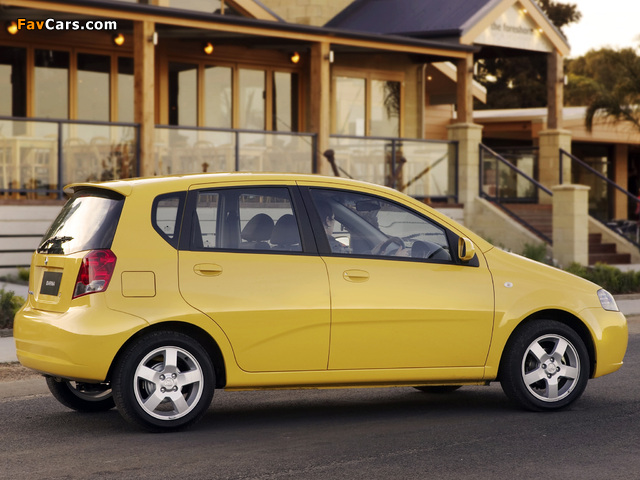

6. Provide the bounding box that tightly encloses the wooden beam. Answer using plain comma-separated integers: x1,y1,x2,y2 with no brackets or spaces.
309,42,331,174
134,20,155,177
547,50,563,130
6,0,471,60
456,54,474,124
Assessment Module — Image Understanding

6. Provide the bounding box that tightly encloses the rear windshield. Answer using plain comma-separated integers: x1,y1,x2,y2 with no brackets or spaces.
38,189,125,255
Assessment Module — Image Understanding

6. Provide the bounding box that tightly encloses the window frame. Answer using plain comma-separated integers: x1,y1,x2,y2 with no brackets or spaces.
179,185,317,255
331,67,404,138
164,56,302,131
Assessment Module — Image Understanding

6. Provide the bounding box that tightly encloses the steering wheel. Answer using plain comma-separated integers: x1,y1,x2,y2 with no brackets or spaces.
411,240,449,260
372,236,405,256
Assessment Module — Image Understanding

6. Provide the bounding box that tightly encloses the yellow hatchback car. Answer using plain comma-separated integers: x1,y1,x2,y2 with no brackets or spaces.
14,173,627,431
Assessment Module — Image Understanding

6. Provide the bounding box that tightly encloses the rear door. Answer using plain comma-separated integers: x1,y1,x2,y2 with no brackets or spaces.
178,184,331,372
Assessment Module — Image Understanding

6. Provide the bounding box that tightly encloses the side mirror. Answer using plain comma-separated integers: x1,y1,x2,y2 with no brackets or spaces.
458,237,476,262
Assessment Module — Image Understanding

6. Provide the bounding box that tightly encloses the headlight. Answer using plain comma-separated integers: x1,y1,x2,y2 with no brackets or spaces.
597,289,619,312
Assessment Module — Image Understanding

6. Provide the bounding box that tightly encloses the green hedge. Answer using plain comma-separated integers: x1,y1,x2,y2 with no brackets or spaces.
565,263,640,294
0,289,25,330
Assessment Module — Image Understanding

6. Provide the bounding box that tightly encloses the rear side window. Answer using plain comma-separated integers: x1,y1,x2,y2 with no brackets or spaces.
187,187,302,252
38,189,124,255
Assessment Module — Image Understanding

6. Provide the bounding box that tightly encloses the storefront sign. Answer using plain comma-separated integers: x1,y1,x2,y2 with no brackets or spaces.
474,4,553,53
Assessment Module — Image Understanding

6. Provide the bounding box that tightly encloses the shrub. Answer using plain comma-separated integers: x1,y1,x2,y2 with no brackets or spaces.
0,289,25,330
521,243,549,264
565,262,640,294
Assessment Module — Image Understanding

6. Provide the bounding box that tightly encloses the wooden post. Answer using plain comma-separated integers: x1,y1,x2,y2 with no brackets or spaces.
309,42,331,175
547,50,563,130
134,20,155,177
456,53,474,124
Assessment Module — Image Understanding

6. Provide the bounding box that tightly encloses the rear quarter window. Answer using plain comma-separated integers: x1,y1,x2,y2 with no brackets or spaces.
152,192,186,248
38,188,124,255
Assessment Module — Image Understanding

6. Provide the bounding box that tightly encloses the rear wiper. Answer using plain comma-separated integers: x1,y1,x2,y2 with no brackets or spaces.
38,235,74,253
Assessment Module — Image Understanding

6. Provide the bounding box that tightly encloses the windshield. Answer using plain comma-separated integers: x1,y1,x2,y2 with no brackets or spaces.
38,189,125,255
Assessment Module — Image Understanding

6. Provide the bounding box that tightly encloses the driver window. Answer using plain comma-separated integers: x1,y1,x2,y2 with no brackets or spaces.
310,189,451,261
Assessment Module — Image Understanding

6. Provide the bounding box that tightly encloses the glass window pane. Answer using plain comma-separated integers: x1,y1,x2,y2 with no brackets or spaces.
310,189,451,261
77,53,110,121
371,80,400,137
169,62,197,126
118,57,134,123
334,76,365,136
0,46,26,117
238,189,301,252
35,49,69,119
204,65,232,128
273,72,298,132
239,69,265,130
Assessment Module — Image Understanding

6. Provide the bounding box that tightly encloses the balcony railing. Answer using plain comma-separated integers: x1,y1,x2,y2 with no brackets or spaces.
0,116,139,199
560,149,640,246
327,135,458,202
480,144,553,243
154,126,317,175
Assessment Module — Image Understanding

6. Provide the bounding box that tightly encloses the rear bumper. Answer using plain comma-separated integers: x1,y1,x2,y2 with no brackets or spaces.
14,302,148,382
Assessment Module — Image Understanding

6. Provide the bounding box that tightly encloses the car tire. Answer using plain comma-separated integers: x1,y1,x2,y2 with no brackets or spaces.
500,320,589,411
414,386,462,394
46,376,115,412
111,331,215,432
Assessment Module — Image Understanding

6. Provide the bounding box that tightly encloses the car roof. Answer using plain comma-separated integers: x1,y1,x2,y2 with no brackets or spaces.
65,173,390,197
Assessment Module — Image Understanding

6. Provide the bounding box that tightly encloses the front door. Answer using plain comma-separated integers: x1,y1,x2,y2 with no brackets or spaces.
307,188,495,370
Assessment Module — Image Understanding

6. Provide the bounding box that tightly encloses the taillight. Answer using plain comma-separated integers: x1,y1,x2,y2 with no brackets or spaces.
73,249,117,299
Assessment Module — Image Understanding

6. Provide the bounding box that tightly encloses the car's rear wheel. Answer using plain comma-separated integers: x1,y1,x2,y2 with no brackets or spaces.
46,376,115,412
500,320,589,411
112,331,215,432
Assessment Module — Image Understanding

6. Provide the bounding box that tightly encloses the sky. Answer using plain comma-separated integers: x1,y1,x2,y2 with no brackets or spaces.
563,0,640,58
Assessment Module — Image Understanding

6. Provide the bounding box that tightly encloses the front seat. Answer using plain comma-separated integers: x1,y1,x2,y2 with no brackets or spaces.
270,214,301,251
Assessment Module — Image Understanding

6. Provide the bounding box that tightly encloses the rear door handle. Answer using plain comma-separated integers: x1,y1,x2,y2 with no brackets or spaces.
343,269,369,283
194,264,223,276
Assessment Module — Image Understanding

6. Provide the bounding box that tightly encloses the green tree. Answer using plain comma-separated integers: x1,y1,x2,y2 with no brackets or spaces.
475,0,581,109
565,48,640,131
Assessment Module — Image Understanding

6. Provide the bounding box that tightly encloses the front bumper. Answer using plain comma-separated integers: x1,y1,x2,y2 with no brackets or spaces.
583,307,628,378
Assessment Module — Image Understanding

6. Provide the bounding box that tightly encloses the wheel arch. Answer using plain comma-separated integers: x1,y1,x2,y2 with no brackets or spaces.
497,309,596,380
105,321,227,389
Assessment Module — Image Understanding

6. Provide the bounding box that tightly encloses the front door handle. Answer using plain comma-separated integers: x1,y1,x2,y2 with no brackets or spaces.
343,269,369,283
194,263,223,276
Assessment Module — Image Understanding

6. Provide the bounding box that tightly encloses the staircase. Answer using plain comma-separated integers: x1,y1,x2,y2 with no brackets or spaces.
500,203,631,265
588,233,631,265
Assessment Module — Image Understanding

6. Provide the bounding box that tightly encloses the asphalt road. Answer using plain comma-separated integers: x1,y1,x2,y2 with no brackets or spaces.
2,330,639,480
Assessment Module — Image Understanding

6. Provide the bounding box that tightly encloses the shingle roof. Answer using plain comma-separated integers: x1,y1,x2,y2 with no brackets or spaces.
325,0,500,37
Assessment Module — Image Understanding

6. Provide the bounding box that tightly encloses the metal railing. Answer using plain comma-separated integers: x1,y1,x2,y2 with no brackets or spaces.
560,149,640,246
480,144,553,243
0,116,140,199
154,126,317,175
327,135,459,202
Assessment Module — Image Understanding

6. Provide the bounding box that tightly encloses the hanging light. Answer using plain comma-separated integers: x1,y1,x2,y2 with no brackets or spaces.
112,33,125,46
290,52,300,64
203,42,214,55
6,21,18,35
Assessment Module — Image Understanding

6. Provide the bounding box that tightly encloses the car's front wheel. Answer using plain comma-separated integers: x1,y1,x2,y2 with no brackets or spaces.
111,331,215,431
500,320,589,411
46,376,115,412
